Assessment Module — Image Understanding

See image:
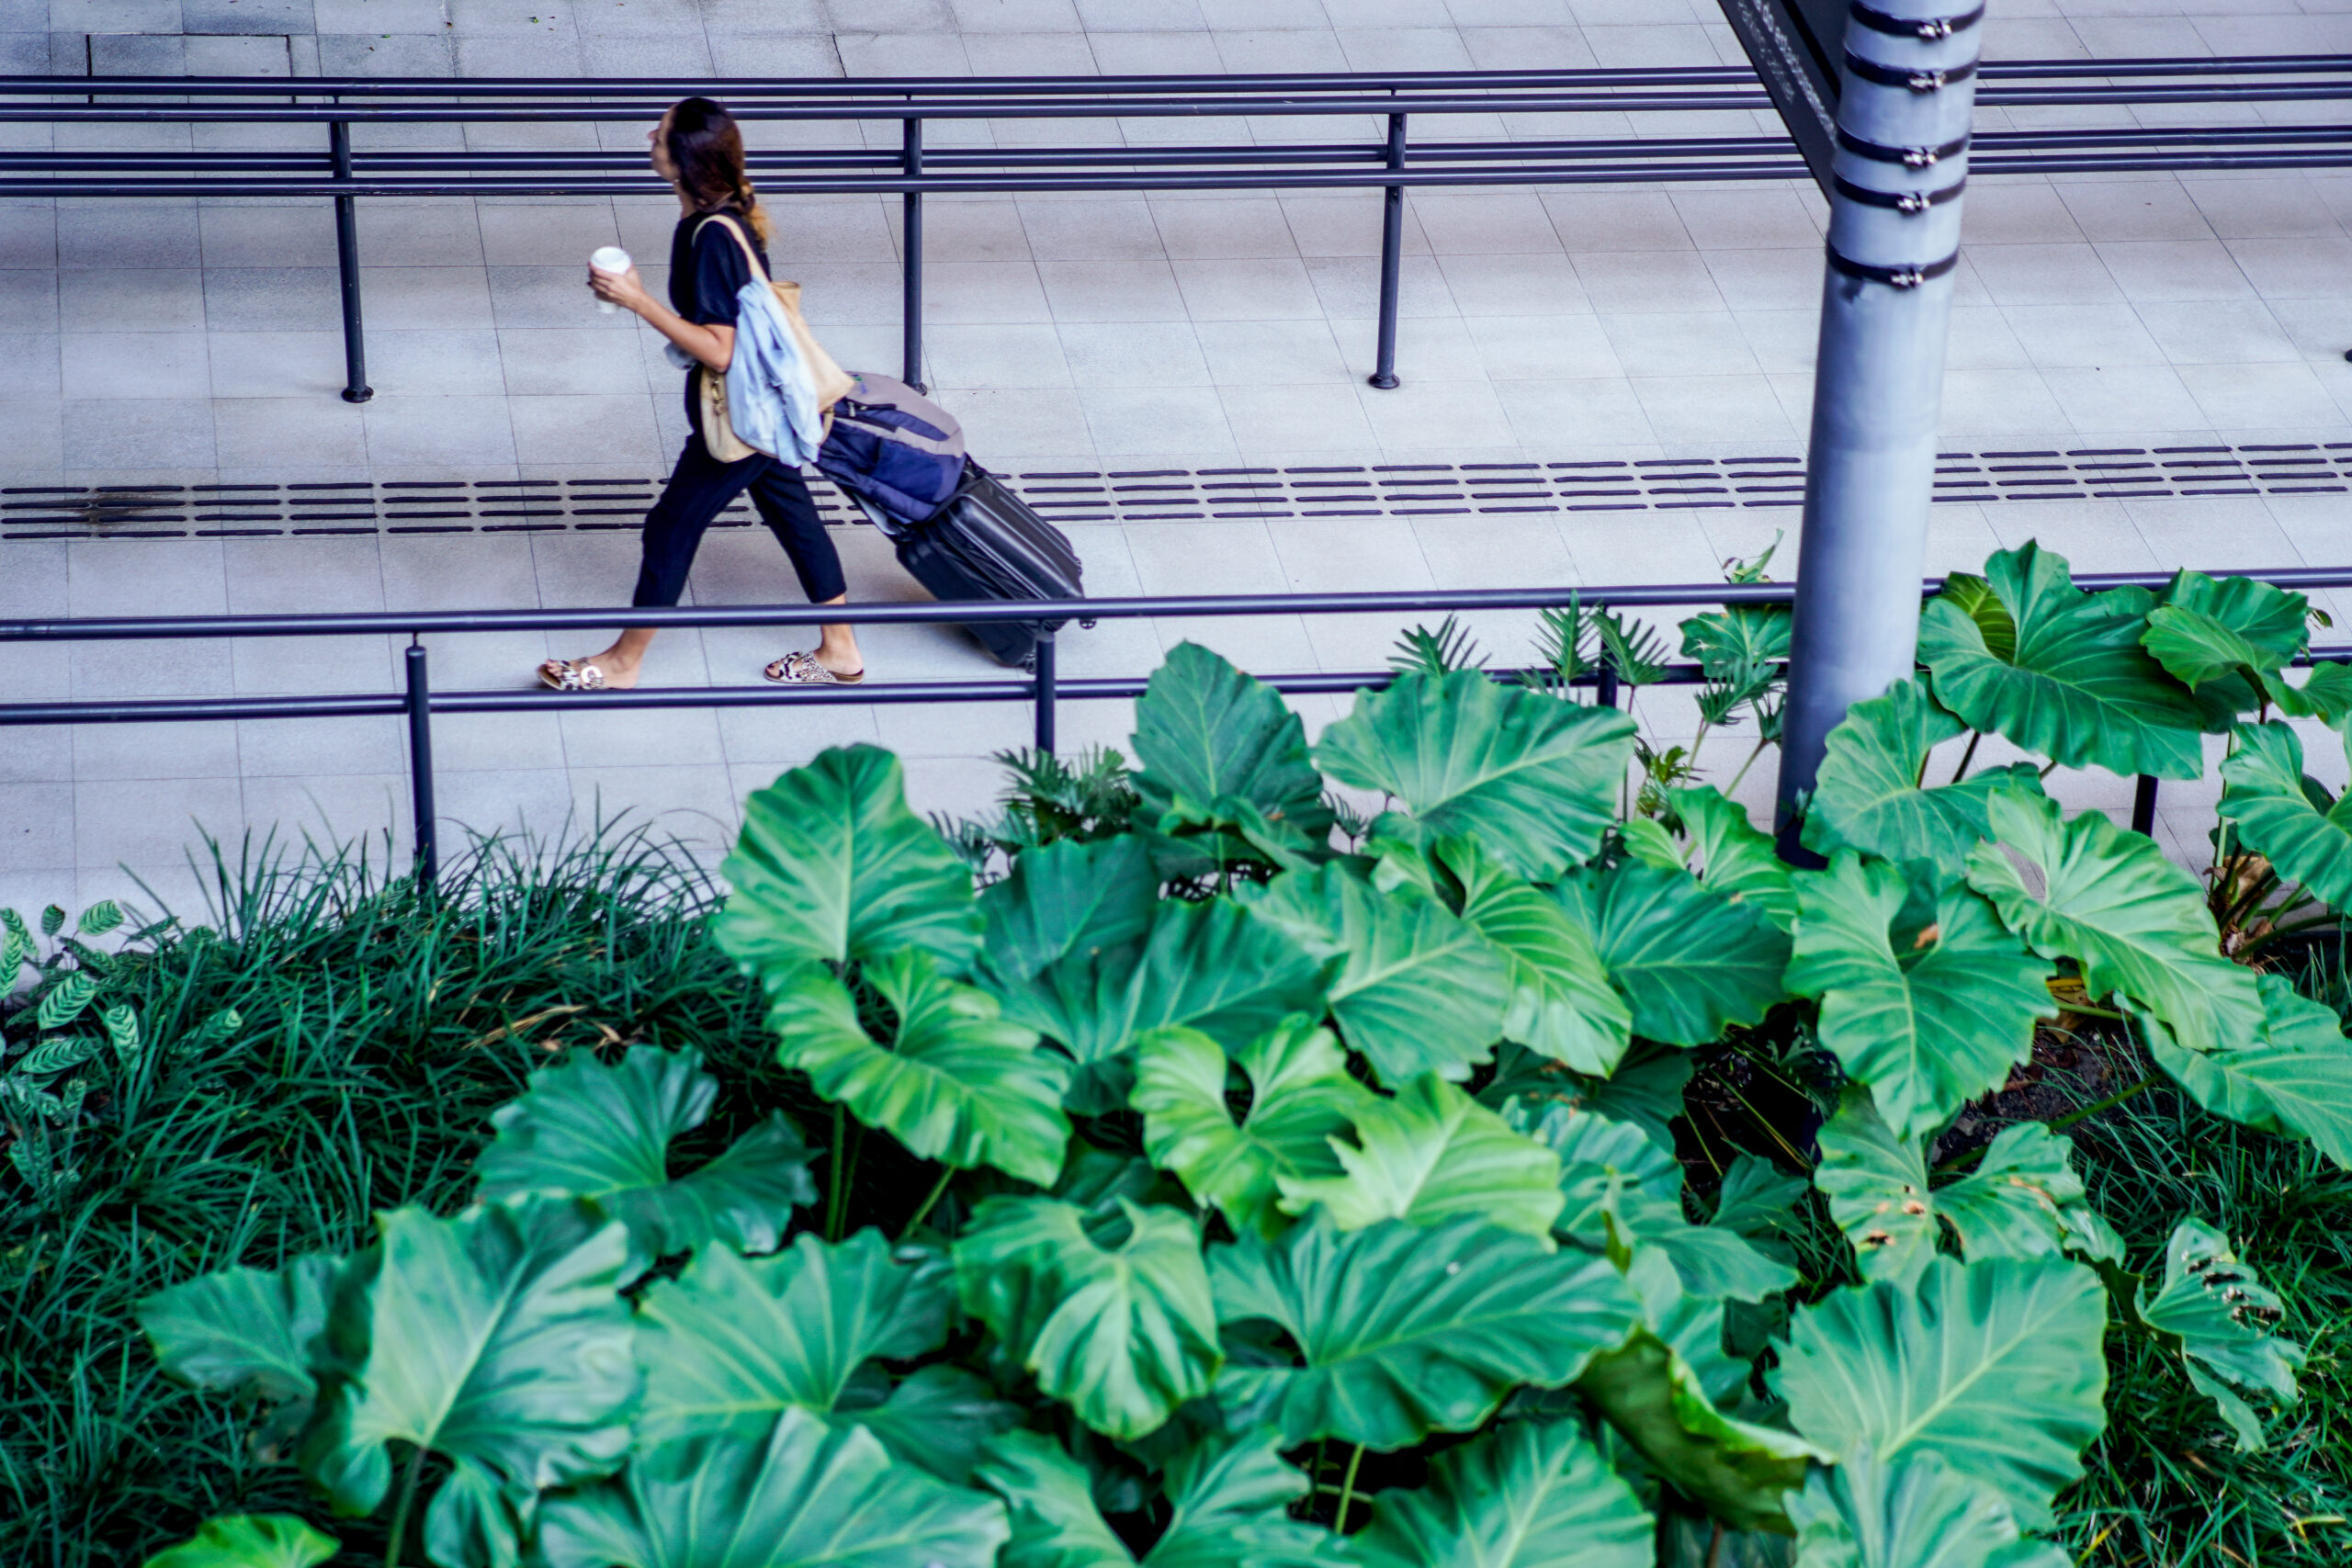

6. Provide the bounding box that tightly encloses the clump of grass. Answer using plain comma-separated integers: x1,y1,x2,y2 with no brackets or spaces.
0,826,786,1567
2053,1055,2352,1566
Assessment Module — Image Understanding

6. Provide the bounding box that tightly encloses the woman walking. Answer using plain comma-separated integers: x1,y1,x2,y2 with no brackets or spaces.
539,96,864,692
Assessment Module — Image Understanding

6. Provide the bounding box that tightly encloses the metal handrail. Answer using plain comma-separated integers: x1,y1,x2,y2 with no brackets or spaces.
3,569,2344,879
11,61,2352,400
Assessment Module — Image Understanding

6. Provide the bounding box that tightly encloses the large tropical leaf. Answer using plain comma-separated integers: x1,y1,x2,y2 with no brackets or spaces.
2219,720,2352,908
767,949,1069,1186
1349,1418,1652,1568
1773,1256,2109,1529
1571,1251,1821,1534
1130,642,1332,835
1316,668,1636,879
1210,1213,1640,1450
978,1429,1336,1568
955,1196,1221,1440
988,896,1331,1077
302,1200,638,1523
1433,837,1630,1076
536,1407,1008,1568
473,1045,813,1262
141,1516,339,1568
138,1255,336,1413
1785,1447,2070,1568
1665,785,1797,931
633,1230,953,1446
715,745,981,972
1132,1018,1371,1238
1519,1103,1794,1303
1965,790,2261,1056
2152,973,2352,1168
2135,1218,2304,1450
1786,856,2051,1142
2141,570,2307,692
977,836,1159,986
835,1365,1018,1486
1802,677,2046,878
1275,1074,1562,1239
1247,864,1509,1084
1917,543,2220,777
1681,602,1791,676
1815,1089,2113,1288
1557,860,1792,1046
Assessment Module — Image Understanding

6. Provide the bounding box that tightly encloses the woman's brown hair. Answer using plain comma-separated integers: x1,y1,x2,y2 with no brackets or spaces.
664,96,770,243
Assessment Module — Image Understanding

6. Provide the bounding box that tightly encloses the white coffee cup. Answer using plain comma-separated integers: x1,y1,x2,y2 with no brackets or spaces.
589,246,632,313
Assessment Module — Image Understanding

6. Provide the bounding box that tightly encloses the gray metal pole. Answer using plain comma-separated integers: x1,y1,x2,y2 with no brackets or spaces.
1774,0,1981,854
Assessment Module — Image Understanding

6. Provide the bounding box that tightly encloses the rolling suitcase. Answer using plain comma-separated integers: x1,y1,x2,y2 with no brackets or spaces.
841,462,1086,671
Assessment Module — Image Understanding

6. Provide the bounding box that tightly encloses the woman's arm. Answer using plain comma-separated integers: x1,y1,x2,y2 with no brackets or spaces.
588,265,735,372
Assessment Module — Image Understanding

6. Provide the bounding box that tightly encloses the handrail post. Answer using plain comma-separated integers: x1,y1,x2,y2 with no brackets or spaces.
1595,659,1620,709
331,116,372,403
404,639,437,888
1367,110,1408,390
901,113,925,392
2132,773,2159,837
1033,631,1057,754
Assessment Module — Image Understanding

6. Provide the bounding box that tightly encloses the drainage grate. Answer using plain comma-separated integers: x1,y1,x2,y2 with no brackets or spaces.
6,441,2347,541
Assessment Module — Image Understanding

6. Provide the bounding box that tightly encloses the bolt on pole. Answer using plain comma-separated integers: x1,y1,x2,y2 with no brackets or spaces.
1774,0,1982,858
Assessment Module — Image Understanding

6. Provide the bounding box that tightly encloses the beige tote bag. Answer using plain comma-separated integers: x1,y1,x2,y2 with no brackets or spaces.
693,213,856,463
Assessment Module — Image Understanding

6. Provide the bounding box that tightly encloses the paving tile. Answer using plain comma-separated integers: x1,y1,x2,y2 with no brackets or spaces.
1036,258,1189,321
59,267,205,333
212,395,371,467
1569,250,1726,313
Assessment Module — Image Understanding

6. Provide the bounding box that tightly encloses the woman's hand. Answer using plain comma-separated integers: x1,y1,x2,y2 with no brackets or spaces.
588,263,655,316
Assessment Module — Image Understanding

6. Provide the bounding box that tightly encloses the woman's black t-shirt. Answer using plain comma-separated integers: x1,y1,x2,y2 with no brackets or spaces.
669,206,771,440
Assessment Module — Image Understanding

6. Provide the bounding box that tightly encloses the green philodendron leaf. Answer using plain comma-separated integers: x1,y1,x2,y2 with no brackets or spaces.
715,745,982,973
978,836,1159,986
2152,973,2352,1168
1276,1073,1564,1239
536,1407,1009,1568
141,1515,338,1568
1573,1328,1819,1536
1668,785,1797,932
1786,1447,2070,1568
1210,1213,1640,1450
1710,1155,1806,1265
303,1199,638,1519
1518,1103,1794,1303
2142,570,2308,690
1801,677,2047,878
1440,836,1632,1077
1681,602,1792,676
1476,1043,1695,1156
1773,1256,2110,1531
473,1045,813,1262
2137,1218,2304,1450
1133,1018,1372,1239
836,1365,1020,1485
1937,573,2018,662
1350,1418,1654,1568
2220,720,2352,908
2266,660,2352,723
1557,860,1792,1046
1917,543,2222,778
768,949,1069,1187
1965,789,2261,1056
954,1195,1222,1441
1816,1089,2118,1288
1131,641,1334,837
1786,855,2052,1143
1248,863,1509,1085
138,1255,337,1411
979,1429,1337,1568
633,1230,952,1446
1315,668,1637,880
989,896,1332,1077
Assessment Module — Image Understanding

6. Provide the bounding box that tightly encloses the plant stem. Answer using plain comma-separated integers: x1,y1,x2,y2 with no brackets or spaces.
384,1443,426,1568
1723,736,1770,801
903,1165,955,1235
2048,1076,2156,1134
826,1102,847,1243
1950,730,1982,785
1336,1443,1366,1532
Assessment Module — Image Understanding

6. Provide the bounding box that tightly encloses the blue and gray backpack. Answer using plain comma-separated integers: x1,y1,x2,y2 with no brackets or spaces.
815,372,969,529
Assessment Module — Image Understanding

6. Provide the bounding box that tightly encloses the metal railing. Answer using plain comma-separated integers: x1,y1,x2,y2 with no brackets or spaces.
5,568,2347,882
6,61,2352,400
